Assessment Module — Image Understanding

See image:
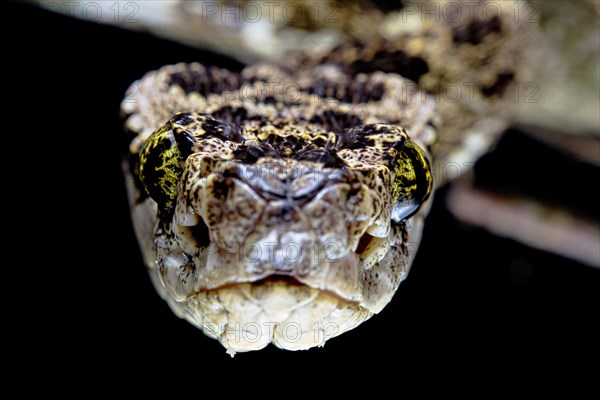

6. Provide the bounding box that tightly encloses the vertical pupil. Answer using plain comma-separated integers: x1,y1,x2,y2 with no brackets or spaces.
139,125,182,209
391,140,432,222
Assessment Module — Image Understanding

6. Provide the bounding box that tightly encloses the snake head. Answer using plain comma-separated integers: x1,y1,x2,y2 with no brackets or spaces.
136,110,434,353
128,56,438,354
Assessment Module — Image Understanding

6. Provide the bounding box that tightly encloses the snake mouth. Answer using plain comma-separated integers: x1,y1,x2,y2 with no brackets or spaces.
254,274,305,286
182,275,373,355
207,273,362,304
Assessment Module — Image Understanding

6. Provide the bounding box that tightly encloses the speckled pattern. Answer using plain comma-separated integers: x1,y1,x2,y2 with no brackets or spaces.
121,2,528,354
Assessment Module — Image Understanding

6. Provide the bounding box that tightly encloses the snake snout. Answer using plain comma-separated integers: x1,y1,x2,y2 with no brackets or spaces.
237,161,331,200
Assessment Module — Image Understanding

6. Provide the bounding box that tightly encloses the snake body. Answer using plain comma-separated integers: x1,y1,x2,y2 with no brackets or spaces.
121,1,527,354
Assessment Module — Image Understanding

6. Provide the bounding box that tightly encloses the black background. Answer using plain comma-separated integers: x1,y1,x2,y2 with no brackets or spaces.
8,1,598,387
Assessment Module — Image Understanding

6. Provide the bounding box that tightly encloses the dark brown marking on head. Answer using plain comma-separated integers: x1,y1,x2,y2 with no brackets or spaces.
168,66,242,96
172,112,196,127
337,124,406,152
349,49,429,84
233,143,280,163
370,0,406,12
309,111,364,133
307,80,386,103
297,148,331,164
452,15,502,45
211,106,249,128
482,71,515,97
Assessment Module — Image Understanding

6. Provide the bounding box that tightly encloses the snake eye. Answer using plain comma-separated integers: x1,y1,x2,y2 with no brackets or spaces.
336,123,432,221
138,112,243,210
391,140,433,222
138,123,184,210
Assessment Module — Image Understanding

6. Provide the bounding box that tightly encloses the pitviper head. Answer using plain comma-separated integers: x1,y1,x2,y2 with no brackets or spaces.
136,104,432,353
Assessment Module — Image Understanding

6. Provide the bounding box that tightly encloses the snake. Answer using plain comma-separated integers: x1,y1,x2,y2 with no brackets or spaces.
120,0,529,355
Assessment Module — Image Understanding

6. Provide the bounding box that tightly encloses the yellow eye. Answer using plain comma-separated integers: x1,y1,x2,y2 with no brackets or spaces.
138,123,182,210
391,140,433,221
336,123,432,222
137,112,243,210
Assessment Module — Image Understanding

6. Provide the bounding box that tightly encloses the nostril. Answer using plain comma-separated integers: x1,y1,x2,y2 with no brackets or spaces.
354,230,389,269
276,203,295,222
174,215,212,257
190,217,211,248
355,232,375,256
